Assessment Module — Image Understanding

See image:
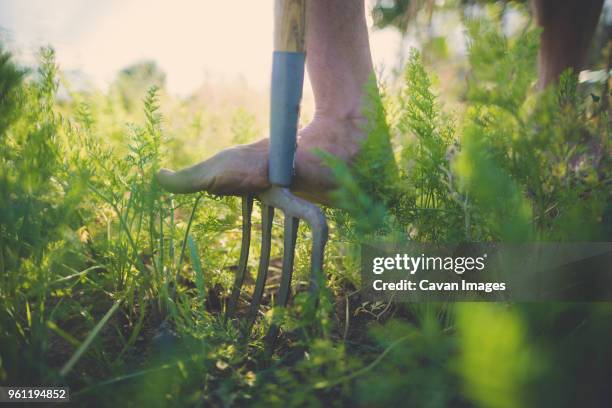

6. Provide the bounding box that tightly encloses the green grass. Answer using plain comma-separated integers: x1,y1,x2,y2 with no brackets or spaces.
1,7,610,408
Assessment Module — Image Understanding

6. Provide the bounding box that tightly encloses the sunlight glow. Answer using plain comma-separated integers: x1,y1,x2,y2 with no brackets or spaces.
0,0,401,96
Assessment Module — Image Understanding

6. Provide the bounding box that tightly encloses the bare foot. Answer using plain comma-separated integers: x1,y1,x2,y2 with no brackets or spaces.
156,116,365,205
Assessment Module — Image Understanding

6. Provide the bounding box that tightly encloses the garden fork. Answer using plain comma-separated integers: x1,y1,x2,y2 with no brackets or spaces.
225,0,328,341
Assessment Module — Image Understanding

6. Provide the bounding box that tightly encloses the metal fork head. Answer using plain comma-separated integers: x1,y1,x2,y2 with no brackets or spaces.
225,186,328,338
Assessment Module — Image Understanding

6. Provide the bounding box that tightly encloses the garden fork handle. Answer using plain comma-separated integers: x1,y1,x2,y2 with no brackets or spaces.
269,0,307,187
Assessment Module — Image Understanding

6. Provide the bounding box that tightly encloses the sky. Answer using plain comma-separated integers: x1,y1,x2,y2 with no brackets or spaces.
0,0,403,96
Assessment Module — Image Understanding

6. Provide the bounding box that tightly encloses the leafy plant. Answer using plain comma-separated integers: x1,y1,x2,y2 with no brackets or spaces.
0,4,609,407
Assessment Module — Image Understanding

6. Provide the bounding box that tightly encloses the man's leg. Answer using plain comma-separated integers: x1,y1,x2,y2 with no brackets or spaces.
157,0,374,204
533,0,604,88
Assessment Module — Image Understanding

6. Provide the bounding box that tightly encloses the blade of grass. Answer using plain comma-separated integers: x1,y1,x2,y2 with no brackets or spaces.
52,265,104,284
73,361,177,397
47,321,80,348
177,194,203,271
25,300,32,328
168,197,175,268
60,298,122,377
187,234,206,310
112,289,146,364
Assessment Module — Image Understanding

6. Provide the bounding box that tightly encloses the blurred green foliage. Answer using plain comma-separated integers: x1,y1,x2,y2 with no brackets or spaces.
329,10,609,243
0,5,610,408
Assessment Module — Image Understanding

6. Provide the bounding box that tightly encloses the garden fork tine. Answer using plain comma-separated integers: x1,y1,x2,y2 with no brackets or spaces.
225,0,329,341
246,204,274,326
226,194,253,318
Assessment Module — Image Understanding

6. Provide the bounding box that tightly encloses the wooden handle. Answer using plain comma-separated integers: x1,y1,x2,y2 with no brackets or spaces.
274,0,306,52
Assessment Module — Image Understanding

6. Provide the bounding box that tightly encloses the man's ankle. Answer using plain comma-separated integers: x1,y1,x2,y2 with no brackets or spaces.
312,110,366,129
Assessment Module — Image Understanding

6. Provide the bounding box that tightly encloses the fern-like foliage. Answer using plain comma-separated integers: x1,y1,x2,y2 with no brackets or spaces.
326,7,609,244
